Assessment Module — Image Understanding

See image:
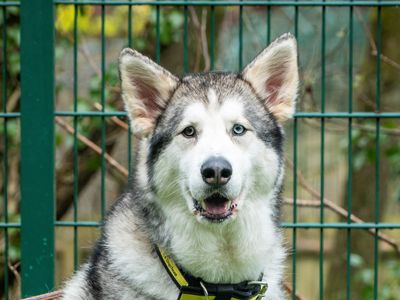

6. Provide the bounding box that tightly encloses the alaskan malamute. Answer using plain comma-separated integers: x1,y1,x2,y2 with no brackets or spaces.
63,33,299,300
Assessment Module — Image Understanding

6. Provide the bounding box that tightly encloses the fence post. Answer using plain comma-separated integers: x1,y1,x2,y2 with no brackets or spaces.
20,0,55,297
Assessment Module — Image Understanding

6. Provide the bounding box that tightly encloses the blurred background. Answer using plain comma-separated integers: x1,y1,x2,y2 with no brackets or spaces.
0,1,400,299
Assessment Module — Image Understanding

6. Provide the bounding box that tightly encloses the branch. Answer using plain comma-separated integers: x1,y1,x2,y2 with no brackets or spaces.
302,117,400,137
356,8,400,71
79,36,102,78
371,50,400,71
6,87,20,112
64,34,101,77
8,260,20,300
189,7,211,72
283,198,321,208
284,283,306,300
55,117,129,178
355,8,377,53
93,103,129,131
22,291,62,300
285,159,400,256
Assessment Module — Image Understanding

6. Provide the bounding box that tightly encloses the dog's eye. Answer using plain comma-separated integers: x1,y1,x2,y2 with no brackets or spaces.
232,124,246,136
182,126,196,138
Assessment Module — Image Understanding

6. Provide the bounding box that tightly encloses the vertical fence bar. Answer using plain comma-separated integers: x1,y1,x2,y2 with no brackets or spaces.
319,2,326,299
346,2,353,299
156,5,160,64
292,3,298,299
238,0,243,70
100,0,106,219
128,0,132,47
266,1,271,44
2,2,9,298
183,0,189,73
73,3,79,271
373,4,382,300
127,0,133,176
210,1,215,70
20,0,55,297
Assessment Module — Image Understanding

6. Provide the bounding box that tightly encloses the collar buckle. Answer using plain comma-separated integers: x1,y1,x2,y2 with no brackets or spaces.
247,281,268,299
199,281,209,300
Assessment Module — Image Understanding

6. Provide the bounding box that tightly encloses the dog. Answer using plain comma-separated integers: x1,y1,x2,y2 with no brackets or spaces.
62,33,299,300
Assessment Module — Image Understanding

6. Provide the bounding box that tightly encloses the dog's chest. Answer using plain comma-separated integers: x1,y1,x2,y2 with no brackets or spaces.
168,213,275,283
179,239,265,282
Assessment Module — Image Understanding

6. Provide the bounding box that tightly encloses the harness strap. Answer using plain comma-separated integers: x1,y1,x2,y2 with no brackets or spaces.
157,246,190,288
156,247,268,300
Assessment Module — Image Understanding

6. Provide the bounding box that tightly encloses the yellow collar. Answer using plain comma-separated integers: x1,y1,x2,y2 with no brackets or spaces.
156,246,268,300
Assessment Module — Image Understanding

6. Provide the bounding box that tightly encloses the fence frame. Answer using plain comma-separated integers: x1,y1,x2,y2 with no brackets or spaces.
1,0,400,299
20,0,55,297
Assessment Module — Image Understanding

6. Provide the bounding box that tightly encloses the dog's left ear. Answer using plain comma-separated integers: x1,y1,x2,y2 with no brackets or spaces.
119,48,179,136
241,33,299,123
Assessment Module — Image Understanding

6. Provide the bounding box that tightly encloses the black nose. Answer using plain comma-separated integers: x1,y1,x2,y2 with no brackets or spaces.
201,157,232,186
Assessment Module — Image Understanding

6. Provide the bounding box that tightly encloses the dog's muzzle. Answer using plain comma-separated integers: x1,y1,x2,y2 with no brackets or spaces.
193,193,238,222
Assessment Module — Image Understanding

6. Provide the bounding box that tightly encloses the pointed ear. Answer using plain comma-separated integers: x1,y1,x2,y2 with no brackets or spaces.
241,33,299,123
119,48,179,136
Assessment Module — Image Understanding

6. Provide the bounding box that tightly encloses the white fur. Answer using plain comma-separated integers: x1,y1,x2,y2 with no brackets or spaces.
151,90,285,299
154,91,281,222
62,264,92,300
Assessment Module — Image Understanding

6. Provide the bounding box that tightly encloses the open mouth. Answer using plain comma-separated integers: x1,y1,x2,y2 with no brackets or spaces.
193,193,238,222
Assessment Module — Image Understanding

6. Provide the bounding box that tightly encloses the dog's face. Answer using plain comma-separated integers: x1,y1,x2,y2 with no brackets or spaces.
120,34,298,225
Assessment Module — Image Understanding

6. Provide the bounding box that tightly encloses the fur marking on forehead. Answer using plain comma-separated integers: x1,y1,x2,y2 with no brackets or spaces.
181,94,246,128
219,96,245,121
207,88,219,112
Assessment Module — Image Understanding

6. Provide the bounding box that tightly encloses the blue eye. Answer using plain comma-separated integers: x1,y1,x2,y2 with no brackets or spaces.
182,126,196,138
232,124,246,136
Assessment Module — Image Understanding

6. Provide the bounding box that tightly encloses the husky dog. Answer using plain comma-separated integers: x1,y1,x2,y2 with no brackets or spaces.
63,33,298,300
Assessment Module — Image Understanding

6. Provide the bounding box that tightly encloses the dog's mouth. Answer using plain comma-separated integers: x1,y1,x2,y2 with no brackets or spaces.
193,193,238,222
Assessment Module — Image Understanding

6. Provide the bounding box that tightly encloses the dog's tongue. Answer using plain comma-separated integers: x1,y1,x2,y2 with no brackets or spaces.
204,194,229,215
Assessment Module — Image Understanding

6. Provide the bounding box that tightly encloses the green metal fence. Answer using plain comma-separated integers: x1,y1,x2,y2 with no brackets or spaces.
1,0,400,299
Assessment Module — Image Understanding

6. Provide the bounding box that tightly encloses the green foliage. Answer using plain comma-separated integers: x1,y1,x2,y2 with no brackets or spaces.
0,210,21,262
352,254,400,300
150,8,184,46
350,121,400,174
1,7,20,85
0,120,19,147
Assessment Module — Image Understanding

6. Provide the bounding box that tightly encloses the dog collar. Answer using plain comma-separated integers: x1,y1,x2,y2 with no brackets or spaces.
156,246,268,300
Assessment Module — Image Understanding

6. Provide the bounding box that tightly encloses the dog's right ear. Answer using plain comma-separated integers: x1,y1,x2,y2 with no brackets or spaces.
241,33,298,123
119,49,179,136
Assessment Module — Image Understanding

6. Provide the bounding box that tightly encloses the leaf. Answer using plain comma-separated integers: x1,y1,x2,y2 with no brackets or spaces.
350,253,364,267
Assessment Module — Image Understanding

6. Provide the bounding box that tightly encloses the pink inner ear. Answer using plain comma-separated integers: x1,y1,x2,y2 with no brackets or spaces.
131,77,162,119
265,72,284,105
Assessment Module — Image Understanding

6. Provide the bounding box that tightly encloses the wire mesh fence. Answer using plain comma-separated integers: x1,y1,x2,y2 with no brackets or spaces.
1,0,400,299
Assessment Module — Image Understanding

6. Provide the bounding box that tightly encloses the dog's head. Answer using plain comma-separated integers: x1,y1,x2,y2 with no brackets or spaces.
120,34,298,225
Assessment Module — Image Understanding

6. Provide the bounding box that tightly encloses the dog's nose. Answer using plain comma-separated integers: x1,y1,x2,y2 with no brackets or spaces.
201,157,232,186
